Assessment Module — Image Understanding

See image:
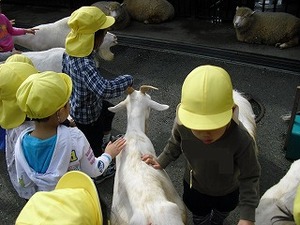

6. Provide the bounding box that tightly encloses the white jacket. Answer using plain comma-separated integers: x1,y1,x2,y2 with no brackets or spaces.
15,125,111,199
6,121,35,196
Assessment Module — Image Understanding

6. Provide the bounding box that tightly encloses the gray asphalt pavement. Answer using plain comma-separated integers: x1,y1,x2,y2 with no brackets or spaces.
1,3,300,225
2,44,299,224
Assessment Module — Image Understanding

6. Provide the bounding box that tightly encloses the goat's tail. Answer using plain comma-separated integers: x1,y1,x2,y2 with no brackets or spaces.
233,89,256,140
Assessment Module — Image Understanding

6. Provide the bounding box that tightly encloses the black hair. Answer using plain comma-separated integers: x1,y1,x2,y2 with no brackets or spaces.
95,29,106,39
31,117,50,122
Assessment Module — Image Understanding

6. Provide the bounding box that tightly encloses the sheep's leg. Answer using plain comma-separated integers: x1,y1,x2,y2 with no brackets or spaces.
275,36,299,49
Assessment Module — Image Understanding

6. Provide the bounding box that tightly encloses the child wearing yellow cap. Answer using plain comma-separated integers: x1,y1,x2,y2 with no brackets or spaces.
62,6,133,182
142,65,261,225
16,171,105,225
14,71,126,200
0,59,38,197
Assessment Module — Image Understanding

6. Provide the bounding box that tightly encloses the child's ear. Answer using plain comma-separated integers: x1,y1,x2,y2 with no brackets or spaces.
56,107,65,123
232,104,237,111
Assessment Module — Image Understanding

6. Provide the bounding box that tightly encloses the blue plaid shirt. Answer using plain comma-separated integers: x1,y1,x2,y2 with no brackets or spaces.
62,52,133,124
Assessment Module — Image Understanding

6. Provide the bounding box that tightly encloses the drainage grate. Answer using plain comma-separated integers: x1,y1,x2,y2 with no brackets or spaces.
245,94,265,123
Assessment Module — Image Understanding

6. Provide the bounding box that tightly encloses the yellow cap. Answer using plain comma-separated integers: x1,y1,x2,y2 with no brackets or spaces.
0,62,38,129
16,71,72,119
15,171,103,225
178,65,234,130
295,185,300,225
66,6,115,57
5,54,34,67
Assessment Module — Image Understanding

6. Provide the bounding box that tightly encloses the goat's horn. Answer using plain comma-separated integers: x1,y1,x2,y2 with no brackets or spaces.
140,85,158,94
126,86,135,95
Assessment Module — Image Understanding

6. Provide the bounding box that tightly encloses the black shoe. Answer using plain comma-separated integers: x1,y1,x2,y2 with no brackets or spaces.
101,134,125,150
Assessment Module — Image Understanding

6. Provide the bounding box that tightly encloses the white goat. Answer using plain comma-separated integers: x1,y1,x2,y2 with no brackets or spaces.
13,17,118,61
255,159,300,225
108,85,187,225
22,48,64,72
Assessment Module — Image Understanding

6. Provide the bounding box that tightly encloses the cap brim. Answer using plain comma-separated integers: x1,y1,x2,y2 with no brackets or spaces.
99,16,115,30
56,171,102,219
177,103,233,130
0,99,26,129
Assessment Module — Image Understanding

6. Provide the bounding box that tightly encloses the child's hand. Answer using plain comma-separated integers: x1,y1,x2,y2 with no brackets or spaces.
12,49,22,54
237,220,255,225
141,154,162,169
104,137,126,159
25,28,39,35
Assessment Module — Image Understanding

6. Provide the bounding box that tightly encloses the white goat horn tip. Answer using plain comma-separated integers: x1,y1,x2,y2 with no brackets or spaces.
140,85,158,94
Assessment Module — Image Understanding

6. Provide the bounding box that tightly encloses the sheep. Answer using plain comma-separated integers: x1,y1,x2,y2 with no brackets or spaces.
255,159,300,224
123,0,175,24
92,1,131,30
13,17,118,61
233,6,300,49
108,85,187,225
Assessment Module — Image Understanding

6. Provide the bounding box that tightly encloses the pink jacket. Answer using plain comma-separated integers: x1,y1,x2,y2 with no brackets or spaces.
0,13,25,52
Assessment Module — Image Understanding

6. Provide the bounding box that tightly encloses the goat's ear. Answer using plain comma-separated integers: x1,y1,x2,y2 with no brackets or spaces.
149,100,169,111
108,101,127,113
140,85,158,94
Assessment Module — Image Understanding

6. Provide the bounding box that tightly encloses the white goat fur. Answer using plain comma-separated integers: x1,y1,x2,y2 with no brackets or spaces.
108,86,187,225
233,89,256,141
255,159,300,224
22,48,64,72
13,17,118,61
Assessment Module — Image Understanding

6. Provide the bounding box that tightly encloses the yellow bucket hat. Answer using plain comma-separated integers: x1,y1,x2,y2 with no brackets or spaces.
16,71,72,119
295,185,300,225
15,171,103,225
5,54,34,67
177,65,234,130
66,6,115,57
0,62,38,129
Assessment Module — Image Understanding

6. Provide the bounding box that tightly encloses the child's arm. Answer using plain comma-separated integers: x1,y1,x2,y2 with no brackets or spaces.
3,15,38,36
23,28,39,35
141,154,162,169
79,136,125,177
237,220,255,225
